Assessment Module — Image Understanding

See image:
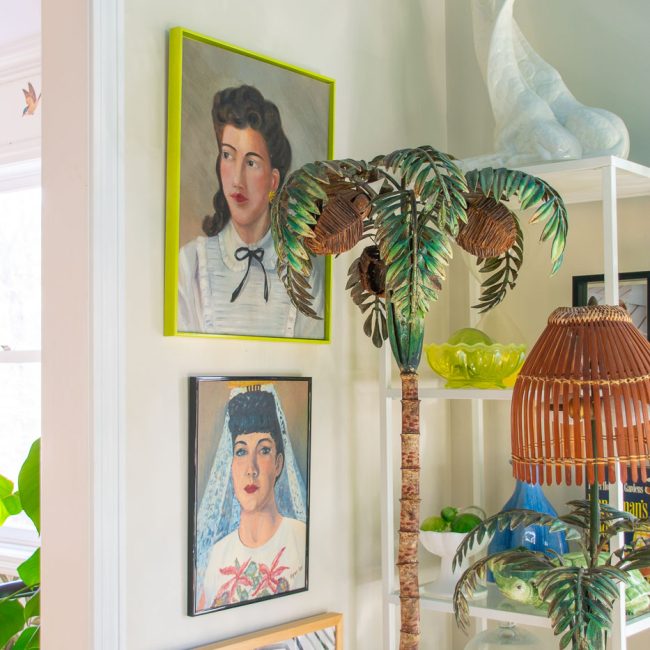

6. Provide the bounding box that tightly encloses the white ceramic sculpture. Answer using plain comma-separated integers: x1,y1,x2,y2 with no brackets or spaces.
462,0,629,169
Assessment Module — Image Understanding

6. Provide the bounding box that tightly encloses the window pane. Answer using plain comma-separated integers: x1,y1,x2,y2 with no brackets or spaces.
0,187,41,351
0,363,40,531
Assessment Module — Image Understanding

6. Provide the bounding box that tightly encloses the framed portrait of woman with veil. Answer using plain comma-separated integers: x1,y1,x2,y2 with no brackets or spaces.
165,27,334,343
188,376,311,615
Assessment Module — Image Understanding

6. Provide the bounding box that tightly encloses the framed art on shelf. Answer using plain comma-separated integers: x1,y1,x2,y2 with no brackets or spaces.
188,377,311,615
165,27,335,343
193,612,342,650
572,271,649,340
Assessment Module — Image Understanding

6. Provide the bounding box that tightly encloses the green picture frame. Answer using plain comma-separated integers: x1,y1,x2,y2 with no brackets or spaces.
164,27,335,343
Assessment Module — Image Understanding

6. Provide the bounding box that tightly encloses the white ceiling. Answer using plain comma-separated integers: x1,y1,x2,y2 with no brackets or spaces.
0,0,40,49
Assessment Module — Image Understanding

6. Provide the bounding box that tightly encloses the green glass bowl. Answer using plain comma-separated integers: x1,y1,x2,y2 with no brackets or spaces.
425,341,526,389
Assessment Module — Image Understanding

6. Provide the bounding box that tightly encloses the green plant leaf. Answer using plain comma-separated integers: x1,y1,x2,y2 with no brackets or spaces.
0,598,25,648
12,625,39,650
0,501,8,527
0,489,22,526
18,548,40,587
0,475,13,499
3,493,22,516
18,440,39,534
24,591,39,622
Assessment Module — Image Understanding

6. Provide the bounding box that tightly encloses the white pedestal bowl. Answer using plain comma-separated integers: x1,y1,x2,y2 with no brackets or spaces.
420,531,488,599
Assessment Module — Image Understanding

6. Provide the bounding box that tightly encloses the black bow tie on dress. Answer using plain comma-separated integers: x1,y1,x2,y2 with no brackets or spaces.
231,246,269,303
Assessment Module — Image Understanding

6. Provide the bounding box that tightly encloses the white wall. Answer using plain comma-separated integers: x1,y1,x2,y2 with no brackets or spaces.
124,2,448,648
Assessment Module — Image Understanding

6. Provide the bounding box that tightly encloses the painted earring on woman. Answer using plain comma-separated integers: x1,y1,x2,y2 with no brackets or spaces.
268,190,276,203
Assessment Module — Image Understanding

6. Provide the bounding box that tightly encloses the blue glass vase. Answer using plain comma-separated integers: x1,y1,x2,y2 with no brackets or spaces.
487,479,568,582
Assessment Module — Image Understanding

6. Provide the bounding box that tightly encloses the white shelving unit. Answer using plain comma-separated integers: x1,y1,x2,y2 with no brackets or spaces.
379,156,650,649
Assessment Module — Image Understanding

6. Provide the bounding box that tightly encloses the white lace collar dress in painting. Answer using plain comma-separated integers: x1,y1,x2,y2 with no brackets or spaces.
200,517,306,610
177,221,325,339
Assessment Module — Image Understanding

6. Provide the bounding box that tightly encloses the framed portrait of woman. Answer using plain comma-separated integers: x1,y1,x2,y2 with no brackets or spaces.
188,377,311,615
165,28,334,343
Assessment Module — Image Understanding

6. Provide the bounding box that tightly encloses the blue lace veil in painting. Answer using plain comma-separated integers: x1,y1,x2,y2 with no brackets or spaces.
195,382,307,600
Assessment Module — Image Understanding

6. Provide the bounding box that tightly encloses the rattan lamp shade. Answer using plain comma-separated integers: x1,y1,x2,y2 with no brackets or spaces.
511,306,650,487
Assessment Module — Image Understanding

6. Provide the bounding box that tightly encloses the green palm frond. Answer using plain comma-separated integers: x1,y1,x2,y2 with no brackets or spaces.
536,565,628,649
271,169,322,318
472,219,523,312
452,508,582,570
373,146,465,324
373,145,468,236
271,160,376,317
617,542,650,573
465,167,568,312
375,199,452,323
600,520,645,553
453,549,554,633
562,500,645,556
271,152,569,349
596,501,637,521
465,167,568,274
452,550,494,633
346,256,387,348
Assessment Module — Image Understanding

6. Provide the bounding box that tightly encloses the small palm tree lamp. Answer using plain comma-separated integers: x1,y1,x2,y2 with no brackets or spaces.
454,305,650,650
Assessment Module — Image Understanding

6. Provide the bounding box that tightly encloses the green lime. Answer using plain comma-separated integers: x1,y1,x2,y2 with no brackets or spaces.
450,513,482,533
420,515,448,532
447,328,494,346
440,506,458,523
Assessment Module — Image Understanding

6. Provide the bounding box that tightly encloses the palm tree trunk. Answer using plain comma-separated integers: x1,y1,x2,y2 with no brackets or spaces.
399,370,420,650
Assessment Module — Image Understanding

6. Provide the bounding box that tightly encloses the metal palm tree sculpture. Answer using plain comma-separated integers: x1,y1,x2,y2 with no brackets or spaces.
270,145,568,650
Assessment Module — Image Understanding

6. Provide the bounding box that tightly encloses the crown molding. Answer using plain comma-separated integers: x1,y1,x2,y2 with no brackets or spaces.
0,34,41,85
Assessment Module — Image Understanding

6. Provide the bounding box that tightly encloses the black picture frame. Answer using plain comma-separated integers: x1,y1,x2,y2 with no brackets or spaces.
188,376,311,616
572,271,650,341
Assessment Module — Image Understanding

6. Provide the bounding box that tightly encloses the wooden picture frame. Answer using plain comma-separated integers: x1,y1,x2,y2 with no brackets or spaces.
193,612,343,650
164,27,334,342
572,271,650,340
188,377,311,615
